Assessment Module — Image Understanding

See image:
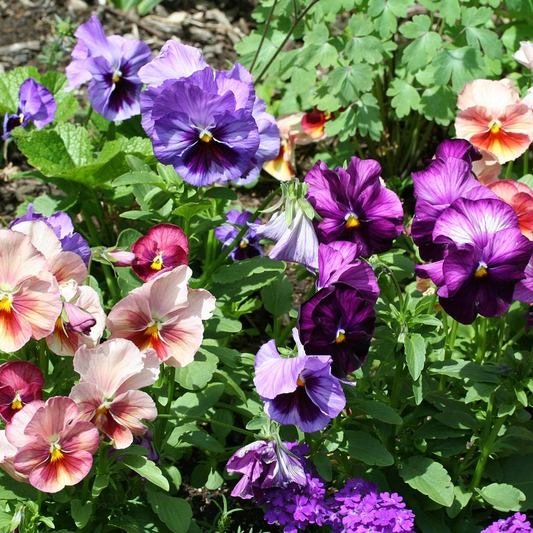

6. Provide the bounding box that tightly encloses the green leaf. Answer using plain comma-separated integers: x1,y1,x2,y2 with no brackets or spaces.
355,93,383,141
112,171,165,188
147,490,192,533
429,360,502,383
400,456,454,506
261,274,293,315
420,86,456,126
121,456,169,491
70,500,93,529
38,71,79,121
501,453,533,509
432,47,485,92
401,31,442,73
354,400,403,424
466,27,503,59
399,14,432,38
203,188,238,201
346,431,394,466
387,80,421,118
405,333,426,380
326,65,374,105
174,349,218,390
211,409,234,440
478,483,526,512
92,474,109,498
181,430,224,453
0,66,40,114
324,107,357,141
172,382,225,418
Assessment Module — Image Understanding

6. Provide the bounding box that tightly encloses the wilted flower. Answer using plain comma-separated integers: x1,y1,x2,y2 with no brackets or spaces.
65,15,152,121
0,361,44,423
70,339,159,449
7,397,99,493
301,108,332,140
11,203,91,266
2,78,56,140
455,79,533,164
305,158,404,257
254,330,345,433
139,41,279,186
417,198,533,324
514,42,533,71
226,440,307,499
214,210,263,261
481,512,532,533
131,223,189,282
107,266,216,367
0,230,62,353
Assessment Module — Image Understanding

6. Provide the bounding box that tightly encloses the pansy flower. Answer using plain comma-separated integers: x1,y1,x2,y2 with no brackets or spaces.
3,78,56,140
514,42,533,71
214,210,263,261
65,15,152,121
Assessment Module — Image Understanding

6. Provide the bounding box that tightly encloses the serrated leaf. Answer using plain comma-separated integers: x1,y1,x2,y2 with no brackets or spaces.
345,35,384,64
400,456,454,506
405,333,426,380
324,107,357,141
465,27,503,59
355,93,383,141
432,47,485,92
326,65,374,105
401,31,442,73
478,483,525,512
346,431,394,466
387,79,421,118
147,490,192,533
420,86,456,125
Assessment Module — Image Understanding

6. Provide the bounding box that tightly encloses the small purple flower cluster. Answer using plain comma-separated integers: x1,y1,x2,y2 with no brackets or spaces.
481,513,533,533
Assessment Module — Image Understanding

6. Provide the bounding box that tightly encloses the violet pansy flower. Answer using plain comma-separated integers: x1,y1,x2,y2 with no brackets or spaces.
214,210,263,261
481,512,532,533
305,157,404,257
139,41,279,186
65,15,152,121
254,330,345,433
3,78,56,140
417,198,533,324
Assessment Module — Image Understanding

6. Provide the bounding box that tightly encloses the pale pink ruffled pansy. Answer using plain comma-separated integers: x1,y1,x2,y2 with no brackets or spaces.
472,149,502,186
455,79,533,164
7,397,99,493
70,338,159,449
0,430,28,483
107,266,216,367
514,41,533,71
0,230,62,353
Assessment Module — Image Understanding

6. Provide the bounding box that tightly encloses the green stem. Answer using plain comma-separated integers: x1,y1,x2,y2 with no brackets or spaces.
38,340,48,377
157,366,176,451
107,121,116,141
250,0,279,73
524,149,529,176
505,160,514,180
377,263,404,311
255,0,324,84
496,314,506,362
173,414,256,438
475,316,487,364
193,187,281,289
439,316,458,390
84,105,93,127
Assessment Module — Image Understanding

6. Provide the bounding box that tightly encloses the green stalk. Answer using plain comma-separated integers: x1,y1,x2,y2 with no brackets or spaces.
505,160,514,180
83,105,93,127
439,315,458,390
156,366,176,450
38,340,49,377
173,414,256,438
376,263,404,311
524,149,529,175
475,316,487,364
250,0,279,73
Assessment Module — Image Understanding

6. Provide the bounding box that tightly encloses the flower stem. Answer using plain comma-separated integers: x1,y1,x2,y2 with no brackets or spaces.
250,0,279,74
38,340,48,377
475,316,487,364
174,414,256,438
439,315,459,390
156,366,176,451
83,105,93,128
505,160,514,180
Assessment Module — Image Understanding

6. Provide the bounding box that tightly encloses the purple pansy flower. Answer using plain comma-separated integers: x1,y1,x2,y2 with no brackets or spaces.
298,283,376,378
481,512,532,533
305,158,404,257
11,203,91,266
65,15,152,121
226,440,307,499
432,138,482,165
3,79,56,140
417,198,533,324
254,330,345,433
412,142,496,262
139,41,279,186
214,210,263,261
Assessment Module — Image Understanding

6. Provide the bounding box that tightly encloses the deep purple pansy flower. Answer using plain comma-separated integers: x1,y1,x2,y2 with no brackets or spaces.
417,198,533,324
214,210,263,261
3,79,56,140
298,283,376,378
138,41,279,186
305,158,404,257
65,15,152,121
412,142,496,262
11,203,91,266
226,439,307,499
432,138,482,165
254,330,345,433
480,512,533,533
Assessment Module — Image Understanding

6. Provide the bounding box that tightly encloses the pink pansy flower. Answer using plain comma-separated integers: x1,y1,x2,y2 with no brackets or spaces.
455,79,533,164
514,41,533,71
523,88,533,111
131,223,189,282
472,149,502,186
7,397,99,493
0,430,28,483
107,266,216,367
69,339,159,449
0,361,44,422
12,220,87,285
487,180,533,240
0,230,62,353
46,280,106,357
99,248,136,267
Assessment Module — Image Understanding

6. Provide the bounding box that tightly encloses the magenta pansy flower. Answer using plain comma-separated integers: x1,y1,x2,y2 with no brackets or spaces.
0,361,44,423
7,397,99,493
131,223,189,282
70,338,159,449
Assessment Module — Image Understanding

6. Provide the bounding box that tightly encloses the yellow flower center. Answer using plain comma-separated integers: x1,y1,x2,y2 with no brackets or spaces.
474,263,489,279
151,252,164,271
0,294,12,313
18,113,24,124
297,377,306,387
50,444,64,463
239,238,249,249
200,131,213,143
112,69,122,84
336,329,346,343
11,392,23,411
345,213,360,229
145,323,160,339
489,120,502,134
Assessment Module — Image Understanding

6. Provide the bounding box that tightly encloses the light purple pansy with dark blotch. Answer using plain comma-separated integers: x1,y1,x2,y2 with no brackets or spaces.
214,210,263,261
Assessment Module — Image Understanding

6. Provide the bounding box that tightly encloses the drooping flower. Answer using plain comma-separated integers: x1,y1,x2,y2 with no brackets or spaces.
7,397,99,493
416,198,533,324
301,108,332,140
11,203,91,266
131,223,189,282
487,180,533,240
94,247,136,268
139,41,279,186
455,79,533,164
481,512,533,533
70,338,159,449
514,42,533,71
46,280,106,357
0,230,62,353
254,330,345,433
65,15,152,121
2,78,56,140
305,158,404,257
0,361,44,423
298,283,376,378
107,266,216,367
226,440,308,499
214,210,263,261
